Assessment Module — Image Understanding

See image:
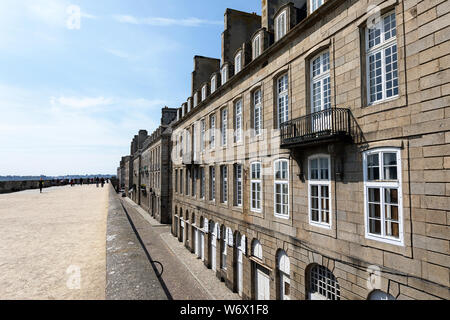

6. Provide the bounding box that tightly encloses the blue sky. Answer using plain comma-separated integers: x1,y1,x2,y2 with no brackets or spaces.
0,0,261,176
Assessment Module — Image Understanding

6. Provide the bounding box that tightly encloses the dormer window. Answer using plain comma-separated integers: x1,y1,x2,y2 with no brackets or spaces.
235,51,242,74
275,10,287,41
187,98,192,113
211,75,217,93
221,66,228,85
182,104,186,117
202,85,207,101
310,0,324,13
253,34,261,59
193,93,198,108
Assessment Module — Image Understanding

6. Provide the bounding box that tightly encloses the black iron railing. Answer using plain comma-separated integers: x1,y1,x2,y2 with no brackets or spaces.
280,108,364,147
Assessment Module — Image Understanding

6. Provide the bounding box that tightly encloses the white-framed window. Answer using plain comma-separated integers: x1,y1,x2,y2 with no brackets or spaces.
234,99,242,143
175,169,178,193
202,85,207,101
308,155,331,228
187,98,192,113
309,265,340,300
192,167,197,197
253,89,262,136
182,105,185,117
210,114,216,149
310,0,324,13
366,11,399,105
277,74,289,128
186,167,190,196
211,75,217,93
251,162,262,212
234,163,242,207
253,34,261,59
200,167,205,199
275,10,287,42
235,51,242,74
221,66,228,85
210,166,215,201
179,168,183,194
221,229,227,269
311,51,331,113
221,165,228,204
193,93,198,107
200,119,206,152
221,108,227,146
274,159,289,218
363,148,403,245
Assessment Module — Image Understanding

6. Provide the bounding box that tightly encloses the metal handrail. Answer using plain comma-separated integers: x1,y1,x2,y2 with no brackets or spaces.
280,108,364,146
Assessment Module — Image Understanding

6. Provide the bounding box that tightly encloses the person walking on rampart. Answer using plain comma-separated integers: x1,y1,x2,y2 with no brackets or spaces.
101,178,105,188
39,179,43,193
96,177,99,188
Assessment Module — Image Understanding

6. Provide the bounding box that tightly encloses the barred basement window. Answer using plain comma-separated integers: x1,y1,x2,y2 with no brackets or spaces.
309,265,340,300
308,155,331,228
277,74,289,128
363,148,403,245
366,11,399,105
274,159,289,218
251,162,262,212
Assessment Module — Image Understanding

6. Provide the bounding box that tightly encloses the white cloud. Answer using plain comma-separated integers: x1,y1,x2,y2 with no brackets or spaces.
113,14,222,27
51,96,114,109
0,85,166,175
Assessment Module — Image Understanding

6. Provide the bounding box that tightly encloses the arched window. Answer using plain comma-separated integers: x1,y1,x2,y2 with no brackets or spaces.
221,225,227,269
308,264,340,300
235,50,242,74
277,250,290,300
252,239,263,260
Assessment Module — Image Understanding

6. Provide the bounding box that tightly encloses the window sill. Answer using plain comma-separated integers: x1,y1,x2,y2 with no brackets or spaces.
274,214,290,220
365,234,404,247
309,221,332,230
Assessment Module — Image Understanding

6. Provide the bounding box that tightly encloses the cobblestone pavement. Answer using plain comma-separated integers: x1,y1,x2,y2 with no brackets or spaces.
122,197,240,300
0,185,109,299
106,188,167,300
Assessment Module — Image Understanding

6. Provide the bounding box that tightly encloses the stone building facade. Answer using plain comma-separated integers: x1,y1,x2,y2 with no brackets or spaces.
168,0,450,301
138,108,178,224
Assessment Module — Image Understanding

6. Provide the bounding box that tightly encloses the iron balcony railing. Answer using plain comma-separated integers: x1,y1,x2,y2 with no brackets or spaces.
280,108,364,148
